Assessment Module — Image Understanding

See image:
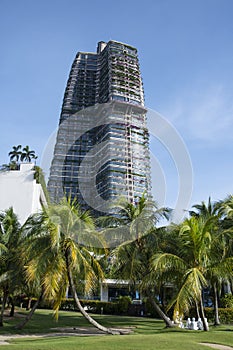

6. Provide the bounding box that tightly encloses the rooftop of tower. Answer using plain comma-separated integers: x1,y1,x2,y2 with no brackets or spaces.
76,40,137,55
98,40,137,53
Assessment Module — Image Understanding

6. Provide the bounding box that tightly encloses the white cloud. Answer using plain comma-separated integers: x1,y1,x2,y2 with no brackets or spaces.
162,84,233,145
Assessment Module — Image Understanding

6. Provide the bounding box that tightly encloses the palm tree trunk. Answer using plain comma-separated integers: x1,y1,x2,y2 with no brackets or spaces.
15,293,43,330
199,295,209,331
0,290,8,327
223,279,232,294
195,300,200,319
9,297,15,317
146,293,175,328
213,282,220,326
66,257,121,335
26,297,32,311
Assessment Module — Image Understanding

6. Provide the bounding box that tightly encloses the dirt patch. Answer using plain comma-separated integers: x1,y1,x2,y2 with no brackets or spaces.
0,326,134,345
51,326,134,335
199,343,233,350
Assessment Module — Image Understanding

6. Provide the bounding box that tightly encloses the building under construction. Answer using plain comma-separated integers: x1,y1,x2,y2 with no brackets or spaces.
48,40,151,215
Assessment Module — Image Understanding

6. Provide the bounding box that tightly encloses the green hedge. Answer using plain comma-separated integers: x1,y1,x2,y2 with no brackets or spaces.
60,299,119,314
19,296,131,315
60,296,131,315
17,297,233,322
220,294,233,308
189,307,233,324
205,307,233,324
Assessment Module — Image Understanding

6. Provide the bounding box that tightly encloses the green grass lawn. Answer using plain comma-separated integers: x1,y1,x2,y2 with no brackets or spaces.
0,308,232,350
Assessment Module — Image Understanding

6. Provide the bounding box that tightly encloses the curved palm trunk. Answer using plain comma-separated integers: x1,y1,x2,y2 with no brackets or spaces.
146,293,175,328
67,266,121,335
213,282,220,326
199,295,209,331
65,257,121,335
0,290,8,327
15,292,43,330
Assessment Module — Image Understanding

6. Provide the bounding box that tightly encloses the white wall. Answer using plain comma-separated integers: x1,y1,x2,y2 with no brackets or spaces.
100,283,109,302
0,163,46,224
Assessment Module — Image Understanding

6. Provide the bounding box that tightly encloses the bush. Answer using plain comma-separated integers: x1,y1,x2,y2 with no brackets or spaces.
17,296,122,314
189,307,233,324
218,308,233,323
59,299,120,315
220,294,233,308
117,296,131,314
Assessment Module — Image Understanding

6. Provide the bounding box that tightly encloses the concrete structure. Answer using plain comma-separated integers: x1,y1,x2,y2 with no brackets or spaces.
48,40,151,215
0,163,47,224
100,279,140,302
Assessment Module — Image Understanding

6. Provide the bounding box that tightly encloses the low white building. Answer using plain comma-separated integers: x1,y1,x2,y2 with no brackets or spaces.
100,279,140,302
0,163,47,224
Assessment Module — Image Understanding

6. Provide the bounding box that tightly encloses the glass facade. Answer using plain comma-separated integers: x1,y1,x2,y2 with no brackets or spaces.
48,40,151,215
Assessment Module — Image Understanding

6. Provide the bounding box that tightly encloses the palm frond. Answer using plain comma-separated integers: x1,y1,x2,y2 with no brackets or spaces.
168,267,207,317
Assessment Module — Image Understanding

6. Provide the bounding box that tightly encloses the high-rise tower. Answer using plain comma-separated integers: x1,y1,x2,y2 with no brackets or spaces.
48,40,151,215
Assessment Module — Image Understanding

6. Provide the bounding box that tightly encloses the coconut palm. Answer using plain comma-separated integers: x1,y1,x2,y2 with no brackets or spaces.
0,208,24,326
112,227,175,327
151,215,233,331
218,195,233,261
190,197,233,324
20,146,37,163
99,193,171,248
152,217,212,330
217,195,233,226
205,233,233,325
189,198,221,324
16,211,66,330
189,197,220,218
8,145,22,163
17,198,119,334
104,195,174,328
222,194,233,213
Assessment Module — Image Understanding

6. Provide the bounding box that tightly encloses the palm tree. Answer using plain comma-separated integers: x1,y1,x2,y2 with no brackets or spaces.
99,193,170,247
152,217,211,330
218,195,233,239
20,146,37,163
17,198,120,334
189,198,221,324
151,215,233,331
8,145,22,163
0,208,24,326
218,195,233,223
104,195,174,328
190,197,233,324
189,197,220,218
218,196,233,262
112,228,175,327
16,211,65,330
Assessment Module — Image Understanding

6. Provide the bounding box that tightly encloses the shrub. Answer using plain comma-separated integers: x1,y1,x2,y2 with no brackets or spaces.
117,296,131,314
220,294,233,308
59,299,119,315
188,307,233,324
218,308,233,323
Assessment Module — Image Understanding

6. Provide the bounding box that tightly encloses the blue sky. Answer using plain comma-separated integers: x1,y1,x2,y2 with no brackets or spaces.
1,0,233,215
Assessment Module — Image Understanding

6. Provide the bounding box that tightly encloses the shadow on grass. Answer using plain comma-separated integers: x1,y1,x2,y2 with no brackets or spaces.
1,308,233,338
0,308,167,336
